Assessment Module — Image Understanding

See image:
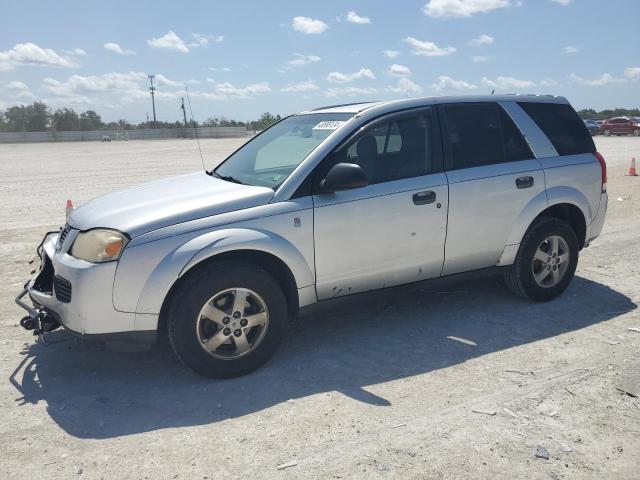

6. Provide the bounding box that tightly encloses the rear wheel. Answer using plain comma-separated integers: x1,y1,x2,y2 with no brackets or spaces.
505,217,579,302
633,129,640,137
167,261,288,378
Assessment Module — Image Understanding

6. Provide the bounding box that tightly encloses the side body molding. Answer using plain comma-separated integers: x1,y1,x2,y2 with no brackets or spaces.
134,227,315,316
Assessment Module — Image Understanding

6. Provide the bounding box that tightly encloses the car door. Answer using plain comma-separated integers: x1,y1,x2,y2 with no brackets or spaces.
312,108,448,300
440,102,545,275
612,119,626,135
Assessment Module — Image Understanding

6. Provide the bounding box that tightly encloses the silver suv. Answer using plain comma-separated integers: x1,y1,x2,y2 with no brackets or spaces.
16,95,608,378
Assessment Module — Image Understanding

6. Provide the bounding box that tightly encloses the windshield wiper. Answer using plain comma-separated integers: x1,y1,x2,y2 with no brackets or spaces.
210,171,245,185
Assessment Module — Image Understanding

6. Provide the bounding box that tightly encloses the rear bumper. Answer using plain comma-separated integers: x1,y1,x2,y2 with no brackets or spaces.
586,192,608,245
22,233,138,335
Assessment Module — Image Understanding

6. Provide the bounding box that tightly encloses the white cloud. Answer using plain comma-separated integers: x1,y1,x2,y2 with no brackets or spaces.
188,33,224,48
551,0,571,5
66,48,87,56
292,17,329,35
563,46,579,54
0,42,77,71
41,71,152,108
387,64,412,77
204,81,271,99
285,53,321,68
431,76,478,91
324,86,378,98
423,0,512,18
481,76,537,89
346,11,371,24
469,34,494,47
539,78,559,87
382,49,400,58
472,55,489,63
154,74,198,87
281,80,319,92
327,68,376,83
6,80,36,99
405,37,456,57
387,78,422,96
43,72,147,96
209,66,231,72
147,31,189,52
569,73,626,86
625,67,640,80
104,42,136,55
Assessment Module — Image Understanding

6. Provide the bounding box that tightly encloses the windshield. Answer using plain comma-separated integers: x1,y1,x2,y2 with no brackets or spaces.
213,113,354,188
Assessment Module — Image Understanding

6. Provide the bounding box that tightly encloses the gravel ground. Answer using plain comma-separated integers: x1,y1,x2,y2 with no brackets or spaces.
1,136,639,479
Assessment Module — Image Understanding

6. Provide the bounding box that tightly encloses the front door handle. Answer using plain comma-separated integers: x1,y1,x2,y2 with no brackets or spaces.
516,176,534,189
413,190,436,205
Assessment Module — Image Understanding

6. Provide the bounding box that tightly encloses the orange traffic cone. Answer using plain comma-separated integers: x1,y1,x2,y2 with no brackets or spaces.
628,158,638,176
65,199,74,218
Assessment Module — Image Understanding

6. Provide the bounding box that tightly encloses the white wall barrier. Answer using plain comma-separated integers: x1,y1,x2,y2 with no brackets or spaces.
0,127,248,143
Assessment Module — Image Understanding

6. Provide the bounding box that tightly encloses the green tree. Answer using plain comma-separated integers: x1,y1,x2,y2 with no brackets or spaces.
25,101,50,131
249,112,281,131
3,105,28,131
79,110,103,130
53,108,80,131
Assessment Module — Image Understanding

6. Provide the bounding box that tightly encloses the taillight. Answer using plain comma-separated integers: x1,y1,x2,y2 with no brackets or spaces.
595,151,607,192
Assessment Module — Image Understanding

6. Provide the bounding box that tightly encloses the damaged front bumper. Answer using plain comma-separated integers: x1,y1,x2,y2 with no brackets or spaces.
15,229,140,338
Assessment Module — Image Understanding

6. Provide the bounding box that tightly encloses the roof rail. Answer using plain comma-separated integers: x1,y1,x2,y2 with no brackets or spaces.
310,101,377,111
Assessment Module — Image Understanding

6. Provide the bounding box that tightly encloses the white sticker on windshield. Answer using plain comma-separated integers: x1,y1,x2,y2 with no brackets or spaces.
312,121,346,131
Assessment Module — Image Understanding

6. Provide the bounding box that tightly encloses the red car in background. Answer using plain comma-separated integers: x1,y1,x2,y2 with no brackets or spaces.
600,117,640,136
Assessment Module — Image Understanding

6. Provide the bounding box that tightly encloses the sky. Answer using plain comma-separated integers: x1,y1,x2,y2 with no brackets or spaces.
1,0,639,123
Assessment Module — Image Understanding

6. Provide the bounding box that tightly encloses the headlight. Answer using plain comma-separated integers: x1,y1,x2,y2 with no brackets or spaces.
70,229,128,263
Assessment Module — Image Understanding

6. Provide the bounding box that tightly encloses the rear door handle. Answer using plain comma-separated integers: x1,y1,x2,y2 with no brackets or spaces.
413,190,436,205
516,176,534,189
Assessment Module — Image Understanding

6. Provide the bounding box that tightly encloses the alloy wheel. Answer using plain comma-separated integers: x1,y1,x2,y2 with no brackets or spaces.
196,288,269,360
531,235,570,288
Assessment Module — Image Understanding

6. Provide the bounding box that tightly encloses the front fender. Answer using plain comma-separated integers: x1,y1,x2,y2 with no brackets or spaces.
133,227,314,316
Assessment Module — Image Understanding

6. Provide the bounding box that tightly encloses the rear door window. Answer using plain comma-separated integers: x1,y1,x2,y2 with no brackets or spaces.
442,103,503,169
499,107,533,162
518,102,595,156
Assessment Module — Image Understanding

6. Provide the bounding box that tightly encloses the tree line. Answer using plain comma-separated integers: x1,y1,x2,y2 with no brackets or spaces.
0,101,282,133
4,101,636,133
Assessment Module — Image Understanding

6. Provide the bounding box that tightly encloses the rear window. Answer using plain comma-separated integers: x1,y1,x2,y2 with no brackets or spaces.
518,102,595,156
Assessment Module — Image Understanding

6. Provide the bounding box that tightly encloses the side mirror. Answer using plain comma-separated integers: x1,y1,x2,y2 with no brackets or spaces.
319,163,369,193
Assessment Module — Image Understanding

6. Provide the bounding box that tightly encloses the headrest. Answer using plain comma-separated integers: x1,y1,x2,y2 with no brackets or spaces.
356,135,378,159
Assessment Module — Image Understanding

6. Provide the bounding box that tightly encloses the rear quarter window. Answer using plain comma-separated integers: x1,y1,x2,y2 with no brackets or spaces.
518,102,595,156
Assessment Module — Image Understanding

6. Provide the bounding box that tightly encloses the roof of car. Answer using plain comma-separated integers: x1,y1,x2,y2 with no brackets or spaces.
301,94,570,116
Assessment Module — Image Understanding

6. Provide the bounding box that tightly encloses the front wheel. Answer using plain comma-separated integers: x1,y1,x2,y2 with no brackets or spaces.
167,261,288,378
505,217,579,302
633,129,640,137
603,129,611,136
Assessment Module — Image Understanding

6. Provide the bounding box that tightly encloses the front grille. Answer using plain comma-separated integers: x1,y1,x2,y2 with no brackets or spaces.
53,275,72,303
33,254,54,294
58,224,71,249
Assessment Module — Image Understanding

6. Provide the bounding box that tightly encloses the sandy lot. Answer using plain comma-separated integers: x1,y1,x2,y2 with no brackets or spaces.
1,137,639,479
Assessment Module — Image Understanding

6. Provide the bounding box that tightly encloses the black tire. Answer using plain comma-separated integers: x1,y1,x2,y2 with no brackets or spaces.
167,260,288,378
504,217,579,302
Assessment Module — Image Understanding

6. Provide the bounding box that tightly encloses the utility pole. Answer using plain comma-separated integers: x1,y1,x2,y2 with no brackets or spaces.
181,97,188,126
148,74,157,128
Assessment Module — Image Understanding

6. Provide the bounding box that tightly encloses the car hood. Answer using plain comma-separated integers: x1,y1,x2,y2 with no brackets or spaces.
68,172,275,237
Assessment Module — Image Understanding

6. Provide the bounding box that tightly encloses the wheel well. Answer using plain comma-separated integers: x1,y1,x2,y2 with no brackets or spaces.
157,250,299,333
534,203,587,249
